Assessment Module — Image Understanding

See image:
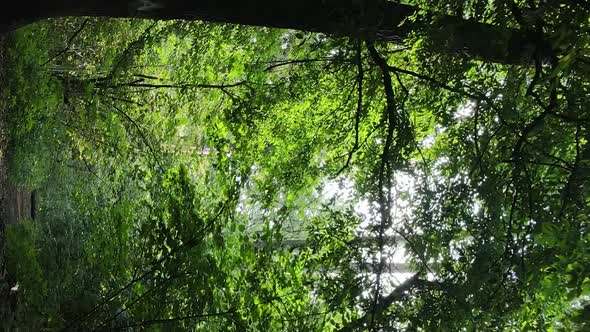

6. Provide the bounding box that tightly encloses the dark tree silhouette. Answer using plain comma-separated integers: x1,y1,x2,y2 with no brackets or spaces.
1,0,553,64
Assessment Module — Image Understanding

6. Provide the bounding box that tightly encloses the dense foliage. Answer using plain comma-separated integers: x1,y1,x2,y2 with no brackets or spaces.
1,1,589,330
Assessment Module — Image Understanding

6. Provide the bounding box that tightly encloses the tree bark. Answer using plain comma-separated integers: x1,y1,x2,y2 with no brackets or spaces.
1,0,552,65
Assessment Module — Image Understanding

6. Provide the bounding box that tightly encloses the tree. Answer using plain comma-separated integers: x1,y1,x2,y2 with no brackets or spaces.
1,0,589,330
1,0,554,64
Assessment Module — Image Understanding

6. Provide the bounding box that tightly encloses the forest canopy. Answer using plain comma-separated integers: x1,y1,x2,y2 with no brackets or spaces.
0,0,589,330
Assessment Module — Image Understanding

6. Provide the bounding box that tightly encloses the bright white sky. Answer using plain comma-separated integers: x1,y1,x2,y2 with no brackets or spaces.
321,100,477,293
321,172,416,289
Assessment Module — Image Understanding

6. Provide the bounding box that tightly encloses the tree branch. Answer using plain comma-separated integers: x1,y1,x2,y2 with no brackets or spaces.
107,80,250,91
91,272,185,331
43,18,89,66
109,103,165,173
339,274,437,332
113,309,237,329
337,43,364,176
107,21,158,79
366,41,398,331
263,57,345,72
388,65,491,103
62,204,226,331
1,0,555,64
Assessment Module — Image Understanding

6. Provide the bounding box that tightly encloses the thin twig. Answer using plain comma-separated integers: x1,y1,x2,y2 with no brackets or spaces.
336,43,364,176
43,19,89,66
263,57,344,71
113,309,237,329
108,21,158,79
109,103,165,173
388,65,490,103
62,204,226,331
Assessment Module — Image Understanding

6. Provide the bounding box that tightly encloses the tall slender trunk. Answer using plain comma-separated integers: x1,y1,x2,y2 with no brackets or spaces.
1,0,552,65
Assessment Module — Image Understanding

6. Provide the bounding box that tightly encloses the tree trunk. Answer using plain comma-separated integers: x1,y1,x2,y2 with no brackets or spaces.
1,0,552,65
